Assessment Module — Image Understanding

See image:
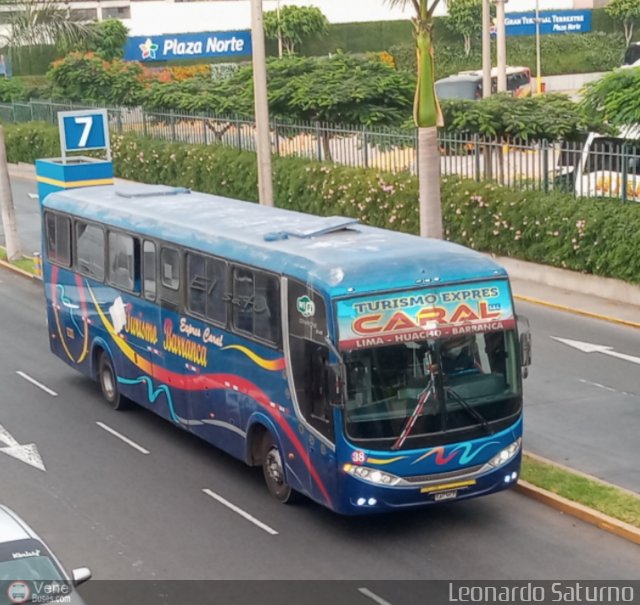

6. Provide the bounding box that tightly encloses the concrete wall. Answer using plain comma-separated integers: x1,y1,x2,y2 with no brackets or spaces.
543,71,606,92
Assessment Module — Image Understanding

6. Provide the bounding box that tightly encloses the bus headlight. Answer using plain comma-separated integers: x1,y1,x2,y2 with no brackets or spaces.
487,438,522,469
343,464,402,486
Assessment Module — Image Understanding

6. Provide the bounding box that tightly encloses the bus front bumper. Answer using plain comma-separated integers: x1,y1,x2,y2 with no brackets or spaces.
335,454,522,515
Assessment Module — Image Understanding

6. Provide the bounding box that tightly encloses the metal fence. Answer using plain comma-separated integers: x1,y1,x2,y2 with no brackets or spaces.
1,100,637,201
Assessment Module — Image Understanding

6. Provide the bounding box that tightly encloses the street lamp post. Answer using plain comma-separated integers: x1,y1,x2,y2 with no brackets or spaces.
250,0,274,207
495,0,507,92
535,0,542,94
276,0,283,59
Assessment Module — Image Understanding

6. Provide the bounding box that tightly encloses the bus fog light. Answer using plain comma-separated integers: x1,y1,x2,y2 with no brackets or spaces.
367,498,377,506
511,471,518,480
357,497,366,506
504,475,511,483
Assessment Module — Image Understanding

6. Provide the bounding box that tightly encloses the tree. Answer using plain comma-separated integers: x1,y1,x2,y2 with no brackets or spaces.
85,19,129,60
263,5,329,55
386,0,444,239
581,68,640,128
1,0,95,51
605,0,640,46
446,0,483,56
49,53,144,106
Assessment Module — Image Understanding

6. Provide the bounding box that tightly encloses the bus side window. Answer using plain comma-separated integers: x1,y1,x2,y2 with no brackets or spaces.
231,266,281,347
108,231,139,293
187,253,227,325
45,212,71,267
143,240,156,301
75,221,105,281
160,247,180,290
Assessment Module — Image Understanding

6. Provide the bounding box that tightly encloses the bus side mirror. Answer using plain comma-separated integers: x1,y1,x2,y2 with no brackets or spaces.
517,315,532,379
327,363,345,408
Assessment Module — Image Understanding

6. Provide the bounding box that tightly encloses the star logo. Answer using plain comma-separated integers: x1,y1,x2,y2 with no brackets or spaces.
139,38,159,60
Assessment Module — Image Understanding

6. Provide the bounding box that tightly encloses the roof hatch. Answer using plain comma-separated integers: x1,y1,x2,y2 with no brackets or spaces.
115,185,191,199
264,216,359,241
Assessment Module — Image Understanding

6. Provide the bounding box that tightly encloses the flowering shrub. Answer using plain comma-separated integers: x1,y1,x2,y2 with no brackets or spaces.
4,122,640,284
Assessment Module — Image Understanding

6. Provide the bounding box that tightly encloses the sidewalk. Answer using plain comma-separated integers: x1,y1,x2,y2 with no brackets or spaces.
494,256,640,328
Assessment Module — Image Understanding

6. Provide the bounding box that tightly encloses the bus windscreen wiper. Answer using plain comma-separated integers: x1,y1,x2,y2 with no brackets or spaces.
391,347,439,451
445,387,492,434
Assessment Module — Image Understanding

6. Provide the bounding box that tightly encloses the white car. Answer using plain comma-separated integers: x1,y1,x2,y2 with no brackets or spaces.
0,505,91,604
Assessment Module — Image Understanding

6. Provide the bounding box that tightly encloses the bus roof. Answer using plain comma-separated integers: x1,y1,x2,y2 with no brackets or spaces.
44,184,508,298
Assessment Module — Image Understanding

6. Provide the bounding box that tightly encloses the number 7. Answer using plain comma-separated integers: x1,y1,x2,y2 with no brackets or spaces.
74,116,93,147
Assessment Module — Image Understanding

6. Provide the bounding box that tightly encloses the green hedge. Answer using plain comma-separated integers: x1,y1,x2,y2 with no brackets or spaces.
392,31,627,79
4,121,640,283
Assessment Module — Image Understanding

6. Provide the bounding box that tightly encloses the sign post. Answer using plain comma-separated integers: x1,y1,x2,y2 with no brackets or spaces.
36,108,114,204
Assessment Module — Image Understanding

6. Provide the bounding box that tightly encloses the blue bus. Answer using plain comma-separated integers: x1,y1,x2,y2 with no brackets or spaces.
42,183,531,515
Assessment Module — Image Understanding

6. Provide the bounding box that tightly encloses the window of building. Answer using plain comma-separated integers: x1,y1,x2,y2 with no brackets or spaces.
45,213,71,267
70,8,97,21
231,267,280,346
102,6,131,18
187,252,227,325
75,222,105,281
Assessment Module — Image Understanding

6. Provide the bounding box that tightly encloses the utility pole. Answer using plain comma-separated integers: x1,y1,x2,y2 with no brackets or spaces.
250,0,274,207
495,0,507,92
482,0,492,98
0,125,22,261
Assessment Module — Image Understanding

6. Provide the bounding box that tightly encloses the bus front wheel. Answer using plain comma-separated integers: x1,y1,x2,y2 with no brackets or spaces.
261,435,297,504
98,353,126,411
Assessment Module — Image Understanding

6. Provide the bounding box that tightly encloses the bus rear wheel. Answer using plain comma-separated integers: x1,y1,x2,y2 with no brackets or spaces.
98,353,126,411
261,435,297,504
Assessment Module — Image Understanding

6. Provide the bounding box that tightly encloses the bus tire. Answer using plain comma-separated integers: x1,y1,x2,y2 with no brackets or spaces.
98,353,126,411
261,434,297,504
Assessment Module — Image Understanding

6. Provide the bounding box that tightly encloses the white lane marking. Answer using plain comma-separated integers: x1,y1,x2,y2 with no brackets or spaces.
578,378,637,398
0,425,19,447
552,337,640,366
96,422,150,455
16,371,58,397
0,424,46,471
202,488,278,535
358,587,393,605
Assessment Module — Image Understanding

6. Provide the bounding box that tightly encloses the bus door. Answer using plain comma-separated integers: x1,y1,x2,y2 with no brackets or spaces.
286,280,336,499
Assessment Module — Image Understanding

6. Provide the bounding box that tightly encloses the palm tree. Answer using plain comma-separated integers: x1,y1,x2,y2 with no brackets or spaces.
1,0,95,51
386,0,444,239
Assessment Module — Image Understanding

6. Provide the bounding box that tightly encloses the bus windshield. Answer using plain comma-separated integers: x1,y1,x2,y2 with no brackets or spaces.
344,331,521,447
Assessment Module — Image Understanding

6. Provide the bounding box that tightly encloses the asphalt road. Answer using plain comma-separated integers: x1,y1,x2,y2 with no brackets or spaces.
516,300,640,492
1,271,640,591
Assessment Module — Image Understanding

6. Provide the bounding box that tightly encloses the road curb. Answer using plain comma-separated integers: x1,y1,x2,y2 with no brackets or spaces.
515,480,640,547
0,258,40,281
513,294,640,330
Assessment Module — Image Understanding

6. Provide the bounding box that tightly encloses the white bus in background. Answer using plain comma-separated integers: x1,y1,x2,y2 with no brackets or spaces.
572,127,640,200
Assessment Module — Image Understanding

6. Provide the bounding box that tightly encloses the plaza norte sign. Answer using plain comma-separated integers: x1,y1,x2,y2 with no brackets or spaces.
505,10,592,36
123,31,252,62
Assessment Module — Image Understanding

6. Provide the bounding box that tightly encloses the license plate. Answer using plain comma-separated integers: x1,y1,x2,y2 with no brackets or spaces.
433,490,457,501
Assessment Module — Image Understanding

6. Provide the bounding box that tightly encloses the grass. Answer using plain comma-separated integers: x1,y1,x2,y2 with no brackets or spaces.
0,246,638,529
521,454,640,527
0,246,38,274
